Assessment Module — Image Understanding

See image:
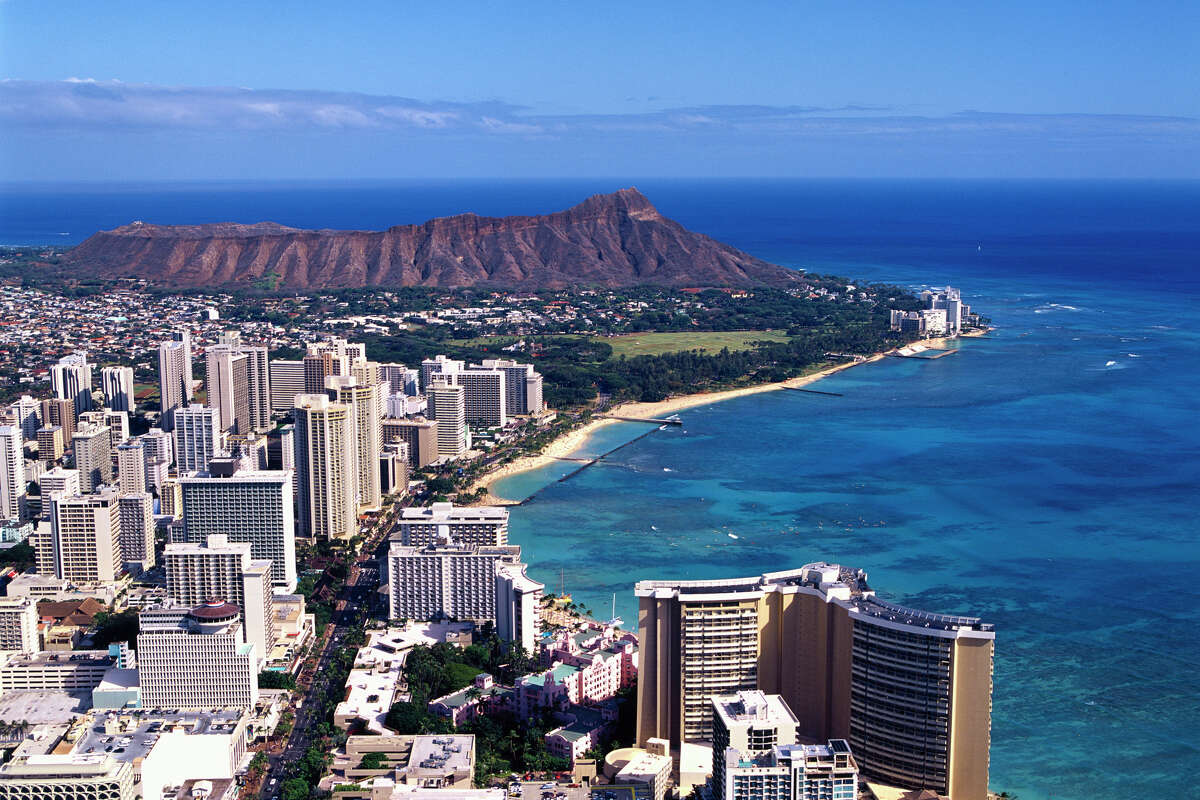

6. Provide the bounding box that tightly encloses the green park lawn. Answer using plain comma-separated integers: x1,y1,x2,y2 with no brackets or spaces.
605,329,790,357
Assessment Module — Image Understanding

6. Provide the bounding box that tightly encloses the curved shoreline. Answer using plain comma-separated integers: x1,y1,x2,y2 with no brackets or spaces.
468,329,989,504
468,356,877,503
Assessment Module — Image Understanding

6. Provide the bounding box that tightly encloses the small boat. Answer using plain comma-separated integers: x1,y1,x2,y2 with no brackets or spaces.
728,533,739,540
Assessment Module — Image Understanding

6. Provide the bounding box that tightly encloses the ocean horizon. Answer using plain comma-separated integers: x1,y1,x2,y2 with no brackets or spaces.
8,179,1199,800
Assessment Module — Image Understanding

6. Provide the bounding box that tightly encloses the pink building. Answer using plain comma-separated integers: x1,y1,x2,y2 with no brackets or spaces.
541,626,638,697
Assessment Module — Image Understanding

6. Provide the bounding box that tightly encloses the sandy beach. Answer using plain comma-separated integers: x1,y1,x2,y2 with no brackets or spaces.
466,329,990,503
466,355,883,503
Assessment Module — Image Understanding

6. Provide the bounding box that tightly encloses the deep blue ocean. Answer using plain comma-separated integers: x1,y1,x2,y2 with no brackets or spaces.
4,180,1198,799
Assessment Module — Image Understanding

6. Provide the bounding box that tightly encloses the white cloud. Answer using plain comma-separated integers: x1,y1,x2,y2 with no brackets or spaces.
0,79,1195,150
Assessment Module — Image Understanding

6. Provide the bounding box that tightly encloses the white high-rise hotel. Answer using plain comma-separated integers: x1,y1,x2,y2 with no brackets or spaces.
137,602,258,709
179,467,296,592
173,405,221,473
481,358,544,416
386,536,542,651
165,534,275,667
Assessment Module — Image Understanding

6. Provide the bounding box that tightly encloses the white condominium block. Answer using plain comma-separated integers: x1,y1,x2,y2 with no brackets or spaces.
101,366,135,413
205,345,251,435
0,597,39,652
9,396,42,441
158,334,194,431
46,488,122,584
173,405,221,473
425,380,469,459
269,360,305,411
0,426,24,521
50,352,93,414
116,438,147,495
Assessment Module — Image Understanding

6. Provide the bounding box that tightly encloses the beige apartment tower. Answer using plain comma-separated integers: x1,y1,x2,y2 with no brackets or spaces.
382,416,439,468
40,398,75,442
293,393,356,540
45,489,123,583
37,425,65,465
327,376,382,513
72,423,113,493
635,563,994,800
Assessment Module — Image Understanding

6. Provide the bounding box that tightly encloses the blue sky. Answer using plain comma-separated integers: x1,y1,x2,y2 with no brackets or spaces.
2,0,1198,180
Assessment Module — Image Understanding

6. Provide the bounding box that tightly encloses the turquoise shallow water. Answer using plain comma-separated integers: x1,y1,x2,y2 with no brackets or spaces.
498,257,1200,799
9,179,1197,799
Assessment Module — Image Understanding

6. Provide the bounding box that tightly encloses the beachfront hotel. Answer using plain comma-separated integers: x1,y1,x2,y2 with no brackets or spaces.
394,501,509,547
635,562,994,800
385,534,543,650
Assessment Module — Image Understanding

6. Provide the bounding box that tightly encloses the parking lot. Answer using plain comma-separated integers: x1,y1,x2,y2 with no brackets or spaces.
509,780,592,800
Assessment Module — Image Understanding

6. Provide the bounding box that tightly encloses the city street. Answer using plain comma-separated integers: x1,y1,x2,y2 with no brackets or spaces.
255,503,401,798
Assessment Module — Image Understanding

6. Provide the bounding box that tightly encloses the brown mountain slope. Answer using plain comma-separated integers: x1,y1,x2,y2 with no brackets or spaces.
63,188,800,290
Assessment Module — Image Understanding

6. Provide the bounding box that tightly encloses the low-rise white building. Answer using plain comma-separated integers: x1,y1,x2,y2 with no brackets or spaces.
0,754,135,800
